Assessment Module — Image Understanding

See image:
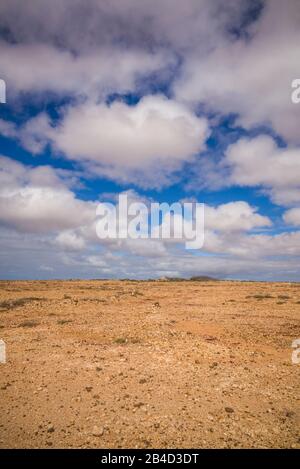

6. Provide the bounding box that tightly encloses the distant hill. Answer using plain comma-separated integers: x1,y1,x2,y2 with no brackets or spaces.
158,275,219,282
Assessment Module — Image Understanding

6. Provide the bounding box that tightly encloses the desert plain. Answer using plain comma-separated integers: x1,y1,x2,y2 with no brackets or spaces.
0,279,299,448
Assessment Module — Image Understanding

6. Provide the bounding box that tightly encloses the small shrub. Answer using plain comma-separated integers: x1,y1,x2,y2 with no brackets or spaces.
57,319,73,325
247,294,274,300
114,337,127,344
18,320,40,328
0,297,45,311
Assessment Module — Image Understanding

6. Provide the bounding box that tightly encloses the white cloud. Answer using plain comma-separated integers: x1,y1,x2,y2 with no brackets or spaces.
0,161,299,281
283,207,300,226
204,229,300,259
0,1,226,49
20,114,53,154
0,0,299,280
52,96,208,167
54,231,86,251
2,0,299,147
205,201,271,232
224,136,300,205
0,156,95,233
0,0,244,87
1,224,300,281
0,119,16,138
0,40,173,99
16,95,209,188
175,0,300,144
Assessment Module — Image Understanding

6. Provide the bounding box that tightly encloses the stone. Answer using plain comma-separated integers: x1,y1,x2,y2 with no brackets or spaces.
92,425,104,437
225,407,235,414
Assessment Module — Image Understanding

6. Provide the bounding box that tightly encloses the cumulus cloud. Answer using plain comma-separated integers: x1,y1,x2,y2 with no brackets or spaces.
0,158,272,240
52,96,208,166
0,0,248,97
1,223,300,281
0,159,298,281
283,207,300,226
220,231,300,258
1,0,299,147
205,201,271,232
224,136,300,205
0,40,172,99
14,95,209,188
184,134,300,206
0,0,241,51
0,156,95,233
54,231,86,251
0,0,299,280
175,0,300,144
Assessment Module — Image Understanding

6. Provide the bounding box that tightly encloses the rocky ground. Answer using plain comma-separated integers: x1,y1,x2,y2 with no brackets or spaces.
0,279,299,448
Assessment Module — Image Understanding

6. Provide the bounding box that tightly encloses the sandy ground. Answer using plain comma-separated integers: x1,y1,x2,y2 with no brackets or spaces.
0,279,299,449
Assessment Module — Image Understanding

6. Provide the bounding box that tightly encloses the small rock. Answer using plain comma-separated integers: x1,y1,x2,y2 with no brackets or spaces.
47,425,55,433
92,425,104,437
210,362,218,369
133,402,144,408
225,407,235,414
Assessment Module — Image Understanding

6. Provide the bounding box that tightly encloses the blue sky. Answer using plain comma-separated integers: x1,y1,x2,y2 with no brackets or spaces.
0,0,299,280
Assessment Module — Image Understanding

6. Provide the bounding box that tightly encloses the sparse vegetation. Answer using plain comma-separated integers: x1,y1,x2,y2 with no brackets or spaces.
114,337,127,344
246,294,274,300
1,279,299,449
278,295,290,300
18,320,40,328
57,319,73,325
160,275,218,282
189,276,218,281
0,297,45,311
81,297,107,303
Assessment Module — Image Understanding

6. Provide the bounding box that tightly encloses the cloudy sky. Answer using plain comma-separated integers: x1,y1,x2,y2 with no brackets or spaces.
0,0,299,280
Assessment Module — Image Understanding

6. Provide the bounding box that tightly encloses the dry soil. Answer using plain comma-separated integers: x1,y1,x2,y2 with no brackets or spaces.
0,279,299,448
